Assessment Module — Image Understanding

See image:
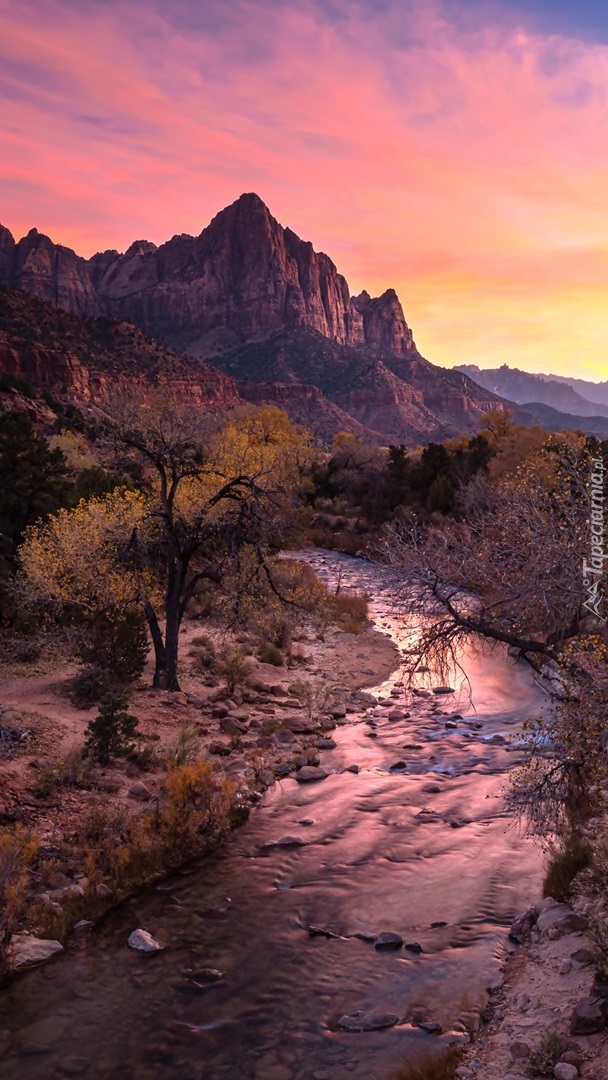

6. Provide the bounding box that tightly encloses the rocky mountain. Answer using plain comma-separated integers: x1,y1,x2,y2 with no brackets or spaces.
456,363,608,419
0,285,240,413
0,194,508,444
0,195,416,358
521,371,608,410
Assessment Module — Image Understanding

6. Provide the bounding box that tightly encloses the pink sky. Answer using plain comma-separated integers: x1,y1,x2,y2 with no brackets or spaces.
2,0,608,377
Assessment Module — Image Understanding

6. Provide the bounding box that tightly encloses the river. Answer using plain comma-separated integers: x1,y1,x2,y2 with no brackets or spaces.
0,550,545,1080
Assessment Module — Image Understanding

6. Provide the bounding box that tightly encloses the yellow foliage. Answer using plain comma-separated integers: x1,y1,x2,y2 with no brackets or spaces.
48,430,97,474
19,487,152,618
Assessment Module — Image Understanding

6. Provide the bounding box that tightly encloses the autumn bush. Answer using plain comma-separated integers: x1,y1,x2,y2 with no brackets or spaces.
217,647,252,695
331,590,368,633
0,829,39,971
390,1048,462,1080
543,837,592,902
258,643,283,666
81,762,236,893
290,678,334,723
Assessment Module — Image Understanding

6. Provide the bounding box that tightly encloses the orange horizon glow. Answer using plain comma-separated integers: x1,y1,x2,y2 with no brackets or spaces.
2,0,608,379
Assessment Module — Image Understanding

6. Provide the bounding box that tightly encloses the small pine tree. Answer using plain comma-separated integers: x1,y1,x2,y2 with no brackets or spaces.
84,692,139,765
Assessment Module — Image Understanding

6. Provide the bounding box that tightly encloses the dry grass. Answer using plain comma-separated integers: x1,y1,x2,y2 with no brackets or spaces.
390,1048,462,1080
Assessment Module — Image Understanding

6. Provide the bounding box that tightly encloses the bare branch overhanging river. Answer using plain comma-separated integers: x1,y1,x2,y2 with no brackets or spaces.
0,550,545,1080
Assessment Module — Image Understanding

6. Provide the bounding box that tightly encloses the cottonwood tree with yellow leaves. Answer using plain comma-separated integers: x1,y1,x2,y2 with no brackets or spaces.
20,390,312,690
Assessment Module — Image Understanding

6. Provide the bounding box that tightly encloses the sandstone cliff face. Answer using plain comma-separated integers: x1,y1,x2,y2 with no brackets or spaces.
0,195,510,444
0,194,414,358
0,286,240,414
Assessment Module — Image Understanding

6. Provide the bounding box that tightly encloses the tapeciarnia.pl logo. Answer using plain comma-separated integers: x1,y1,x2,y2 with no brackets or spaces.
583,456,606,621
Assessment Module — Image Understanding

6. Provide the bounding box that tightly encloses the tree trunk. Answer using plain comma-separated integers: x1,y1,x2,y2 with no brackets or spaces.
144,601,168,690
162,567,183,691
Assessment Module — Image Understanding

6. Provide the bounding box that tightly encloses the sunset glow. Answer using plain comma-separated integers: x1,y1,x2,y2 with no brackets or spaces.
2,0,608,376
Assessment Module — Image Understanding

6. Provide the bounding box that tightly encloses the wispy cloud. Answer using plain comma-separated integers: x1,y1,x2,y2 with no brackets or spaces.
1,0,608,374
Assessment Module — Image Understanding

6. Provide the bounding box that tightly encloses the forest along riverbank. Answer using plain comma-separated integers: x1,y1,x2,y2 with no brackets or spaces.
0,550,545,1080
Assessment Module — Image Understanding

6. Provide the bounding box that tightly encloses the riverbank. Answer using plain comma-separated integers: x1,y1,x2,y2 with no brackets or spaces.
457,872,608,1080
0,600,400,974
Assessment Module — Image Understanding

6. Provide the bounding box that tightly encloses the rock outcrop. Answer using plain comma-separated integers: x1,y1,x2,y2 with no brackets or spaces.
0,195,512,442
0,194,415,360
0,285,240,413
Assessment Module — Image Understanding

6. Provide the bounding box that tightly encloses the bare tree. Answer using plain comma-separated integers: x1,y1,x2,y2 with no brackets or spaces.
376,433,593,681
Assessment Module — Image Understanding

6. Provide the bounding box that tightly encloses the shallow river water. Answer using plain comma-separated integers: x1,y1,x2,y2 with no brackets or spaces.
0,550,545,1080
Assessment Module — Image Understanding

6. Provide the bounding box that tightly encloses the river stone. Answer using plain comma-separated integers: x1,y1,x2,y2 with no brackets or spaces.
295,766,328,782
419,1020,442,1034
315,737,337,749
508,1040,531,1060
219,716,247,736
389,760,407,771
183,967,224,981
570,995,607,1034
212,704,228,719
263,835,308,848
209,739,232,756
128,781,153,801
344,764,359,774
388,709,406,720
374,932,403,949
537,904,587,935
19,1017,67,1055
128,929,165,953
338,1011,399,1032
271,728,296,747
299,748,320,766
8,934,63,969
554,1066,578,1080
405,941,423,953
570,947,593,967
283,715,317,734
433,686,455,695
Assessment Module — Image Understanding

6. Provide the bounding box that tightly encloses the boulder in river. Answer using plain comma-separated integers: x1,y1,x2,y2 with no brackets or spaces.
295,766,328,782
127,929,165,953
374,932,403,949
262,835,308,848
338,1011,399,1032
8,934,64,969
433,686,455,695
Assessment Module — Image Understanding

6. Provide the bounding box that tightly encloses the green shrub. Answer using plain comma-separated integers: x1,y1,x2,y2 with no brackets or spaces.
218,648,252,695
69,668,114,708
331,590,368,633
191,634,216,671
12,609,39,637
259,643,283,666
543,837,591,901
166,719,200,767
529,1030,567,1076
15,640,41,663
78,609,149,682
84,692,139,765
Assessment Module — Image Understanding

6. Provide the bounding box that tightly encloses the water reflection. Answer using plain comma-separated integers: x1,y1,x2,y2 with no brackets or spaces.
0,550,545,1080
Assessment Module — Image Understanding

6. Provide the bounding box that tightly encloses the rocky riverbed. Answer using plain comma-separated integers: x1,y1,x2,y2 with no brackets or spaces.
0,549,550,1079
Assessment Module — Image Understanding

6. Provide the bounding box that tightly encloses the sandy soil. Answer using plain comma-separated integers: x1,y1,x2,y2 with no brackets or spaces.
0,615,399,854
462,893,608,1080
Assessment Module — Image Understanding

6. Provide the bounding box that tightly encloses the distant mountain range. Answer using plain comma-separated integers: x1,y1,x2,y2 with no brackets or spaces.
456,363,608,419
0,194,606,443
